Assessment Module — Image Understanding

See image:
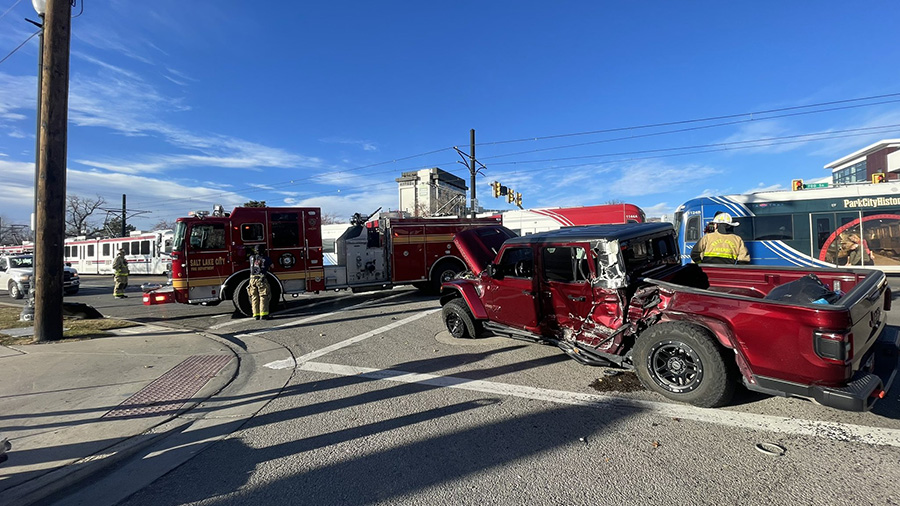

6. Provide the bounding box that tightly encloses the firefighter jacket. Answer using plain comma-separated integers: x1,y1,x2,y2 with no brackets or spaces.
112,254,129,275
690,230,750,264
249,254,272,277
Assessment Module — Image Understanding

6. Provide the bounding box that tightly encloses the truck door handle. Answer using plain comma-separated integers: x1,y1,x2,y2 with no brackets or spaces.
523,290,535,296
568,295,586,302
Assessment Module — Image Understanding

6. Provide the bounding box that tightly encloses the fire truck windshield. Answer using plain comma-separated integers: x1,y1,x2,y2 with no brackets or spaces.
173,222,187,252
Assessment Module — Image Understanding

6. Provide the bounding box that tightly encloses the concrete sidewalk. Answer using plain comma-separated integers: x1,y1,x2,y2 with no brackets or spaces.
0,323,295,506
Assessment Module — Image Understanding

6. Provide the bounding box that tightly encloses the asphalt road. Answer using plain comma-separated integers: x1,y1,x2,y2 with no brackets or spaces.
17,275,900,505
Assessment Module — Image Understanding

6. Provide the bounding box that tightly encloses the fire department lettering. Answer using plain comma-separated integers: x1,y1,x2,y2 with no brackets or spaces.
189,257,226,271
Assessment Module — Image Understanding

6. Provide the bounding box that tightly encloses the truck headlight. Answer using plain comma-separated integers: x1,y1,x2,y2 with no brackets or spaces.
17,274,31,282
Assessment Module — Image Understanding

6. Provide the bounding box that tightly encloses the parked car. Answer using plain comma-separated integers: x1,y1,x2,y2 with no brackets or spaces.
441,223,897,411
0,254,80,299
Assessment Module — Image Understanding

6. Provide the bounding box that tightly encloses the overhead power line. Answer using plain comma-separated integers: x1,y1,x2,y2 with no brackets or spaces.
132,122,900,219
476,92,900,147
0,29,39,65
479,98,900,161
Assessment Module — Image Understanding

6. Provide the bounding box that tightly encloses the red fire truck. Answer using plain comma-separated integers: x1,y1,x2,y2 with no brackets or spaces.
155,206,501,316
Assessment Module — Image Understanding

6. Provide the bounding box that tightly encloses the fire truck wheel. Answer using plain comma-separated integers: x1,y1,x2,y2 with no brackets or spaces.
232,279,253,317
423,260,464,295
442,299,482,339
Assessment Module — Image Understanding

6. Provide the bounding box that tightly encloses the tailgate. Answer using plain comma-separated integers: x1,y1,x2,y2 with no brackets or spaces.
838,271,890,370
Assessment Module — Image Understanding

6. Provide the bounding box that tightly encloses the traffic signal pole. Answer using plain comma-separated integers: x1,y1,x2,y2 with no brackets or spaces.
469,129,476,219
33,0,72,342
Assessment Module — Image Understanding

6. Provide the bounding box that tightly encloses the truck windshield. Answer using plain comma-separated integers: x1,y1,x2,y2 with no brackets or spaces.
10,256,33,268
173,222,187,252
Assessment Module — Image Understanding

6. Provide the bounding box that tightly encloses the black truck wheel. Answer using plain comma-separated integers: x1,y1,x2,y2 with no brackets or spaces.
420,259,464,295
232,279,252,317
8,281,22,300
633,322,735,408
232,277,281,317
442,298,481,339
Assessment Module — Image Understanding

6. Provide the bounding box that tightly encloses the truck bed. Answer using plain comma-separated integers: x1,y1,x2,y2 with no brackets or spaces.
644,263,894,410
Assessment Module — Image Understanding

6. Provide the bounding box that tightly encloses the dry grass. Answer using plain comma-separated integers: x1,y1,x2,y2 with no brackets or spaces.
0,306,137,345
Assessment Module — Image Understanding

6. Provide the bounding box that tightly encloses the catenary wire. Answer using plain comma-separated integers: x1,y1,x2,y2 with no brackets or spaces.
478,98,900,161
0,0,24,23
475,92,900,147
0,28,38,65
135,124,900,219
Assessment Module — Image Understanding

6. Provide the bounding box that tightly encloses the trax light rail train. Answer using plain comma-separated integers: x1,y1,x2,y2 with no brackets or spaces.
1,231,176,275
674,182,900,272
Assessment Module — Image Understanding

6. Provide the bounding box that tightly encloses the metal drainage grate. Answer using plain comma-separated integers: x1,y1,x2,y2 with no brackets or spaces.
103,354,233,419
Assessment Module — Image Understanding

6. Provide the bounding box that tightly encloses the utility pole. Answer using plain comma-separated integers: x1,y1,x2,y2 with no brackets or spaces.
121,194,127,237
33,0,72,342
469,129,476,218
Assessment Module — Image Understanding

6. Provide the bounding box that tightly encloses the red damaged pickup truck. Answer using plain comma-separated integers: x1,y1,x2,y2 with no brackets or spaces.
440,223,898,411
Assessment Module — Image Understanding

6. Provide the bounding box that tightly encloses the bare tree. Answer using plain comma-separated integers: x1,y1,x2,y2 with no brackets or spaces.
66,195,106,237
152,219,177,230
243,200,267,207
321,212,343,225
0,216,34,245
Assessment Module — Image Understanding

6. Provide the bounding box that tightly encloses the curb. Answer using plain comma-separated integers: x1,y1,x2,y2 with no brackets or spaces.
0,325,294,506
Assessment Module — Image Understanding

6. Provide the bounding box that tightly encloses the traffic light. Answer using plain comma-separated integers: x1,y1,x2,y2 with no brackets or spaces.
491,181,501,198
872,173,886,184
507,189,515,203
515,192,522,207
500,185,508,196
792,179,804,191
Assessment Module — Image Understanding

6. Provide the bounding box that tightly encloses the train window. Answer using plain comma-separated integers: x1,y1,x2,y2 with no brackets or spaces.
140,241,151,255
753,215,793,240
88,245,95,257
131,241,140,254
685,215,701,242
64,246,70,257
103,243,110,256
122,243,130,255
730,217,754,242
241,223,265,242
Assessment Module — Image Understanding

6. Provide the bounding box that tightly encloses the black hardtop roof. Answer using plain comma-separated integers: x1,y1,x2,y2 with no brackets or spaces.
503,222,674,245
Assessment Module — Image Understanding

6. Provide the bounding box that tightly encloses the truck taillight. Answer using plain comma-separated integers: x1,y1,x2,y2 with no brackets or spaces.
813,330,853,363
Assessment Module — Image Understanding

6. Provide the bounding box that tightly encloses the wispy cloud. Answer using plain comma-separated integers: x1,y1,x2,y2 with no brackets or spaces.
320,137,379,152
608,161,722,197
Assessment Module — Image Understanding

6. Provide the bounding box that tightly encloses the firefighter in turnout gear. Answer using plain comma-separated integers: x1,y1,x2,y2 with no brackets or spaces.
690,213,750,265
247,246,273,320
113,248,130,298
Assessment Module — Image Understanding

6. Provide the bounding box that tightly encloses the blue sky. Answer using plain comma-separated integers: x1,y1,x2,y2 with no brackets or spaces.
2,1,900,230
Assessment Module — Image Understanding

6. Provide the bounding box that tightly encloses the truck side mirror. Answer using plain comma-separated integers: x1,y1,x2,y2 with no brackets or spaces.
487,263,503,279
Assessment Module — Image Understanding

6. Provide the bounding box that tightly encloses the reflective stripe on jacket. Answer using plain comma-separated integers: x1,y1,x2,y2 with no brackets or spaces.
691,230,750,264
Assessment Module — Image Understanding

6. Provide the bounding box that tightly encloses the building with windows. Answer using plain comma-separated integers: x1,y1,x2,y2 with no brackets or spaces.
825,139,900,184
396,168,468,217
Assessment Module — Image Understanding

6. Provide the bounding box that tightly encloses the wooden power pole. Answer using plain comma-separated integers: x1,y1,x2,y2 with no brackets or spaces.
33,0,72,342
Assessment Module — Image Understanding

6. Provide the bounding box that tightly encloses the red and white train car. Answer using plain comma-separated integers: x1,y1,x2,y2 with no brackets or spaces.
499,203,645,235
63,230,174,275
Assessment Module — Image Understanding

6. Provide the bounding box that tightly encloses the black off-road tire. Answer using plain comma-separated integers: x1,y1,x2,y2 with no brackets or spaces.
65,287,79,296
633,322,735,408
442,298,482,339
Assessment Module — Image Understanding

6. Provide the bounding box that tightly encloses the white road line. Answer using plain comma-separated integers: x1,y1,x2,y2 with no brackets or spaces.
299,361,900,448
264,308,440,370
232,291,412,337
